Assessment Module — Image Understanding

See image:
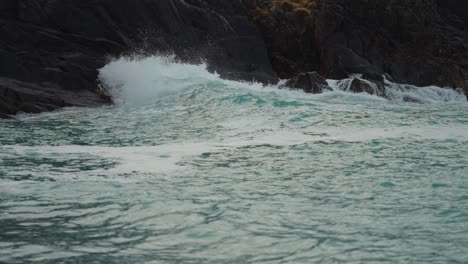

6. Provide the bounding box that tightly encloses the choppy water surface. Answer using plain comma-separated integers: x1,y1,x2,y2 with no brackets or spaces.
1,57,468,263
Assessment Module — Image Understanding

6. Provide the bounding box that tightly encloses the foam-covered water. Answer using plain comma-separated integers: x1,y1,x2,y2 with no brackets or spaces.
1,56,468,263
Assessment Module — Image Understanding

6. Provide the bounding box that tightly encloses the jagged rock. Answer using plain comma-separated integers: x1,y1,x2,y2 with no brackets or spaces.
0,77,109,117
0,0,278,116
0,113,13,119
246,0,319,79
360,72,387,97
285,72,330,94
349,78,383,97
18,103,47,114
316,0,468,94
0,97,15,115
248,0,468,95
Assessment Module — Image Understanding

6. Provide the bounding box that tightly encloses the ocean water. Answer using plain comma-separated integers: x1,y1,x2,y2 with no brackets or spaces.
1,56,468,263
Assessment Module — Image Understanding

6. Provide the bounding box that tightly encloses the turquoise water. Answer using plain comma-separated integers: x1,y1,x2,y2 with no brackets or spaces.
1,57,468,263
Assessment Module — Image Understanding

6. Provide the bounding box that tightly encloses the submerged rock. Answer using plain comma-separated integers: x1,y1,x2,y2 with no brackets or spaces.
285,72,330,94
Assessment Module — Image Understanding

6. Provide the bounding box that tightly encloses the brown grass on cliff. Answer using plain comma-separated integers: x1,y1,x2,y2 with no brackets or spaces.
253,0,318,17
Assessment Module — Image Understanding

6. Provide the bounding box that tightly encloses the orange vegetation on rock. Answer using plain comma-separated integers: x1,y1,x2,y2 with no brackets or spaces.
253,0,318,17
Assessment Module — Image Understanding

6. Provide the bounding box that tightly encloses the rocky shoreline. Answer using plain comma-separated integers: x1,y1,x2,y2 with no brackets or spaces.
1,0,467,118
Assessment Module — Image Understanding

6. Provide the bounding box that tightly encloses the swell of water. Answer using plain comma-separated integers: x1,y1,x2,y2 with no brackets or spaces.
100,55,466,106
1,55,467,263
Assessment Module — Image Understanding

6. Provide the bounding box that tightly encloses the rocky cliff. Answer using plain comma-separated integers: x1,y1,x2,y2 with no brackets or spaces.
0,0,277,118
249,0,468,94
1,0,467,118
317,0,468,91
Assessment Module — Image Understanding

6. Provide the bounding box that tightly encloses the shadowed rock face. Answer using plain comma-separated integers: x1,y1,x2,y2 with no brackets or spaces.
437,0,468,30
248,0,468,96
245,0,320,79
1,0,467,118
0,0,278,117
285,72,330,94
315,0,468,94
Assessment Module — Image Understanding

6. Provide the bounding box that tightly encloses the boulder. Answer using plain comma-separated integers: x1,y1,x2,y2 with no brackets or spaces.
349,78,383,96
285,72,330,94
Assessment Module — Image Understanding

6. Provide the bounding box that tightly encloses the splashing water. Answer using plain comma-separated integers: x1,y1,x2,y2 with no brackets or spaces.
1,55,467,263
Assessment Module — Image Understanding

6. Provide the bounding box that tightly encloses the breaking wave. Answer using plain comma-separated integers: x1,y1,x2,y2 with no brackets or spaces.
99,55,466,105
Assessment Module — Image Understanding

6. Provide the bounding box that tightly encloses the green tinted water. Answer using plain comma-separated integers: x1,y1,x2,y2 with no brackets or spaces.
1,64,468,263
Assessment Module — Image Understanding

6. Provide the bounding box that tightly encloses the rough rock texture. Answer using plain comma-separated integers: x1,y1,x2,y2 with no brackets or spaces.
2,0,468,118
0,77,109,116
315,1,457,88
437,0,468,30
246,0,320,79
315,0,468,94
248,0,468,95
348,78,383,97
285,72,330,94
0,0,278,117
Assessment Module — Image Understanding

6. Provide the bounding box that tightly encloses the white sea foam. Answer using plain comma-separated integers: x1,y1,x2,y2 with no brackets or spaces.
99,55,466,105
327,77,467,103
383,81,467,103
98,55,220,105
1,144,222,181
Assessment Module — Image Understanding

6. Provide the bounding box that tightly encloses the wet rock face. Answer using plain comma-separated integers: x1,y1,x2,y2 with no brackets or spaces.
315,0,468,94
437,0,468,30
248,0,468,95
348,78,386,97
246,0,320,79
285,72,330,94
0,0,278,117
0,77,109,117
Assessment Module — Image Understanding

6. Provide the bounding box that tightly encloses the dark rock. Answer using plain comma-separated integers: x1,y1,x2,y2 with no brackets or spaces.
362,72,385,84
0,77,109,116
0,0,278,116
285,72,330,94
315,0,468,94
249,0,468,95
403,96,423,104
0,113,13,119
37,103,61,111
0,96,16,115
18,103,47,114
349,78,383,97
437,0,468,30
246,0,320,79
321,44,381,80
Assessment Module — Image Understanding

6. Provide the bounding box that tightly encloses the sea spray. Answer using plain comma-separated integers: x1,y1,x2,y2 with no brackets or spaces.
98,55,220,106
2,55,468,264
327,77,467,104
99,55,466,105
